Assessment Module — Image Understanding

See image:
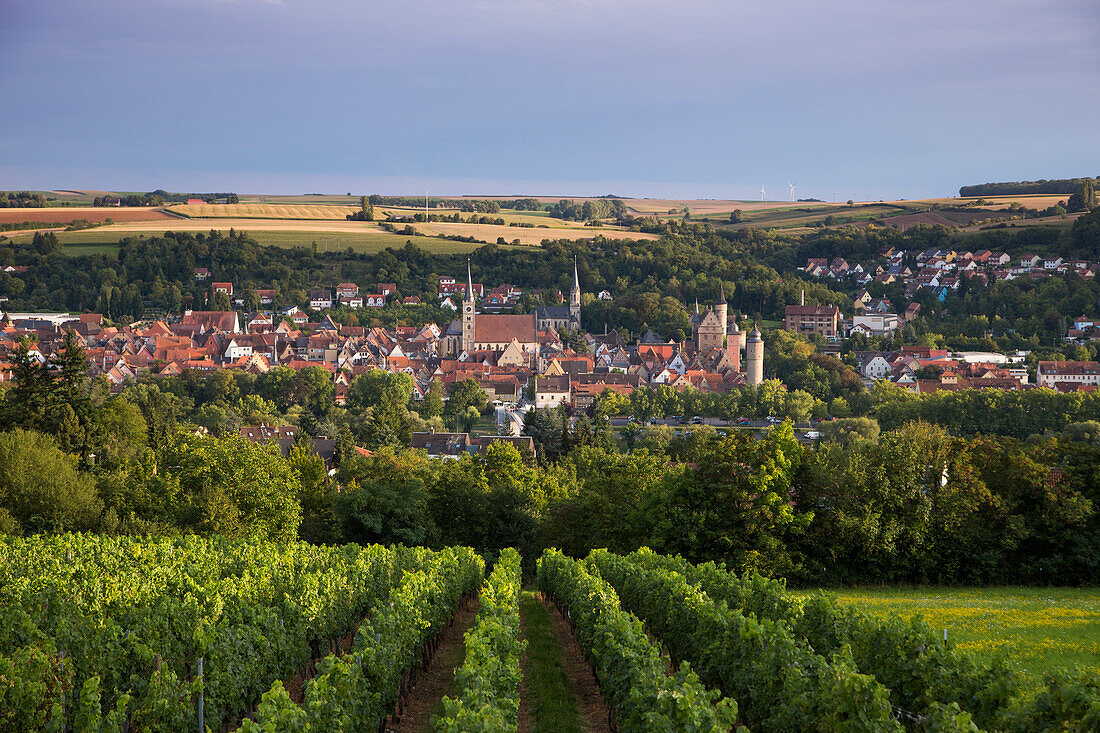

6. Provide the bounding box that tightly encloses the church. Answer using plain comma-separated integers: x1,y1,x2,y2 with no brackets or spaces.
533,257,582,333
443,261,544,360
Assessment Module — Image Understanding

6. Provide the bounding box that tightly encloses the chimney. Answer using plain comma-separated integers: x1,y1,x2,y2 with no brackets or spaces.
801,289,805,306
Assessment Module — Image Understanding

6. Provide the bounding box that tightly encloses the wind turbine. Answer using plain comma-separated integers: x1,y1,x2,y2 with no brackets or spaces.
760,185,766,202
788,182,797,202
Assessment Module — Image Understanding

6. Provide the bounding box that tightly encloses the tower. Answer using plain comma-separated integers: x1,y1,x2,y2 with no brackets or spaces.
569,256,582,330
746,323,764,386
715,284,728,339
727,319,742,372
461,259,476,353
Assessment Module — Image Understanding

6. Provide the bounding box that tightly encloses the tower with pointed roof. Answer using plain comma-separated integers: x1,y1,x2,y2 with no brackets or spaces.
569,256,582,331
715,284,728,338
461,259,475,353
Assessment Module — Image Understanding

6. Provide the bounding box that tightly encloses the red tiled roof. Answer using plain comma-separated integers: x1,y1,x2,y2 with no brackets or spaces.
475,314,536,344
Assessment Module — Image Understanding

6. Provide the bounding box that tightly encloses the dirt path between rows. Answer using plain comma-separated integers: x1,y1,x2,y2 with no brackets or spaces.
540,593,612,733
386,597,480,733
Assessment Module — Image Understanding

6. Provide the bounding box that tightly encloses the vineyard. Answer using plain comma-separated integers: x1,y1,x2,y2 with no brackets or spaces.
1,537,1097,732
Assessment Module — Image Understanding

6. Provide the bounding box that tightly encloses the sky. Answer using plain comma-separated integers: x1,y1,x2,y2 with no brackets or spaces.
0,0,1097,201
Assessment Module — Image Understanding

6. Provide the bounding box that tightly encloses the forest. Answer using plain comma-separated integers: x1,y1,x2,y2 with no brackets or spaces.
959,177,1100,197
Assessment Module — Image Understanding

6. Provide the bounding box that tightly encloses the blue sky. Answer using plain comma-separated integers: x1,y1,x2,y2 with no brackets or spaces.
1,0,1096,200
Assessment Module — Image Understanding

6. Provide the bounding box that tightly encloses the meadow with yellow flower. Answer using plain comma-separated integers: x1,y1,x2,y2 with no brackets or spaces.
819,586,1100,679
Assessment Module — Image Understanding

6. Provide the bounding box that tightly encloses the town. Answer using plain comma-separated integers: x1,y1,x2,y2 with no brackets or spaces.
4,248,1098,448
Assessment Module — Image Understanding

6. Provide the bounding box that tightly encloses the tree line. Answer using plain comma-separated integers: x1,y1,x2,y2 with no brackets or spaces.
960,177,1100,197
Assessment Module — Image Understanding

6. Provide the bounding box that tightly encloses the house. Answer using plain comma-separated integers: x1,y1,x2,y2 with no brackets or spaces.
340,295,364,309
364,294,387,308
194,267,210,281
1036,361,1100,390
533,374,570,408
336,283,359,299
212,282,233,297
378,283,397,297
179,310,241,334
410,432,473,459
855,352,892,380
256,289,277,306
784,304,840,338
597,290,613,300
309,289,333,309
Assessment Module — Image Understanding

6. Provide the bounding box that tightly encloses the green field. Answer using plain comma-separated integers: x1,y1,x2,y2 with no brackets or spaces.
820,586,1100,679
2,226,533,256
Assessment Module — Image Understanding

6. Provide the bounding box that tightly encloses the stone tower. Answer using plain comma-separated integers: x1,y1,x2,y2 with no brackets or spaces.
727,319,742,372
715,284,728,340
461,259,476,353
746,323,764,386
569,256,582,330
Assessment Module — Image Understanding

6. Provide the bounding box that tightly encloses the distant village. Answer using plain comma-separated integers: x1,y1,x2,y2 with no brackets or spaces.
801,245,1097,300
1,255,1098,450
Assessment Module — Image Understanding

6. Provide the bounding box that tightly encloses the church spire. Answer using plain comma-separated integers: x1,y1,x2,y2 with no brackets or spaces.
716,283,726,305
573,255,580,291
465,258,474,302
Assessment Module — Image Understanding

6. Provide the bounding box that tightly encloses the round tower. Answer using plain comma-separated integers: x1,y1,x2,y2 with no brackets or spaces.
746,323,764,386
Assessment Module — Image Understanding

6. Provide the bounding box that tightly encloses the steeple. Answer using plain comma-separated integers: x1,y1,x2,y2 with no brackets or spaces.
461,259,476,354
694,298,700,315
716,283,726,305
569,255,582,330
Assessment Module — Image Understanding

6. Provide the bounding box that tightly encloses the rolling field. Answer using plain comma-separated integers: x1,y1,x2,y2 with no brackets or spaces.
0,206,172,225
825,586,1100,679
168,203,358,219
1,223,527,255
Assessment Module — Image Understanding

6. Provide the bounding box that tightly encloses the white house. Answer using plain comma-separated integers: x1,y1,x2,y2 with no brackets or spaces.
852,313,899,336
309,290,333,309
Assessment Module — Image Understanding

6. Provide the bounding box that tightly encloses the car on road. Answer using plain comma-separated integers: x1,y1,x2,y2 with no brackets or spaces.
804,430,821,439
737,417,752,426
691,416,704,424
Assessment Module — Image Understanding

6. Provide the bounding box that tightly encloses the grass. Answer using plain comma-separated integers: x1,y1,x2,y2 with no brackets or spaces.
518,590,586,733
820,586,1100,680
2,226,530,256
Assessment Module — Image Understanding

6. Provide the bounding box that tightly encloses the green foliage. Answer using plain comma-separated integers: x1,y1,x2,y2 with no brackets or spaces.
158,431,302,541
537,550,740,732
241,547,483,732
0,535,424,731
585,549,900,732
875,387,1100,439
651,422,811,576
617,548,1100,732
0,428,102,532
434,548,525,732
0,643,70,731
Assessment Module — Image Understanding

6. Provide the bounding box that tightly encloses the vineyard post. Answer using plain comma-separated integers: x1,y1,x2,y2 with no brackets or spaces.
197,657,204,733
59,650,65,724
